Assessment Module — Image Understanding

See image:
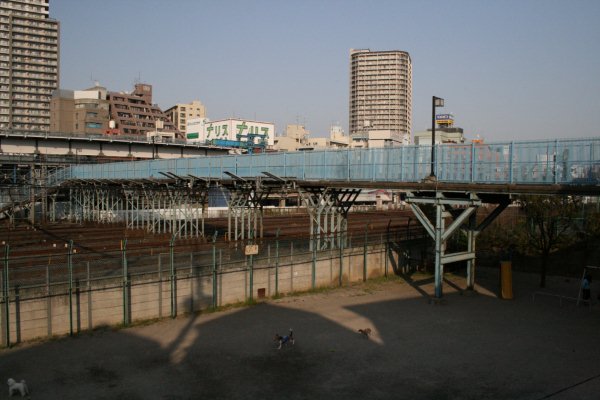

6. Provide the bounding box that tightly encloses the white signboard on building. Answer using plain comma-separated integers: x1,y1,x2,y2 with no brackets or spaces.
186,118,274,146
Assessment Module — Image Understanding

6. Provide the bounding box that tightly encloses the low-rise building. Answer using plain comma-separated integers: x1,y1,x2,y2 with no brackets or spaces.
274,124,310,151
50,82,178,140
50,84,109,135
275,124,350,151
413,113,465,145
165,100,206,133
413,128,465,145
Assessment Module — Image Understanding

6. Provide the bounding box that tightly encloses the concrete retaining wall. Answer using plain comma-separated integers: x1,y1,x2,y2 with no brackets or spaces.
1,243,391,345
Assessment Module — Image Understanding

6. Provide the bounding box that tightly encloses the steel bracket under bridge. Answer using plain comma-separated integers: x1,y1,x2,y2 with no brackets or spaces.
406,190,510,299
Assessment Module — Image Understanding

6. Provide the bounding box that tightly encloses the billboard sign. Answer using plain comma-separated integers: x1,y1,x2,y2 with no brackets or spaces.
435,113,454,125
186,118,275,146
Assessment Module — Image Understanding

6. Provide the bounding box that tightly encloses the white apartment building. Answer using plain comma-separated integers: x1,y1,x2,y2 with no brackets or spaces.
165,100,206,133
349,49,412,147
0,0,59,132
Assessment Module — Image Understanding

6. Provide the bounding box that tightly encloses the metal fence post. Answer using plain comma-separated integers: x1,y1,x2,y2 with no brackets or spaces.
170,234,176,318
312,233,316,289
339,239,343,287
212,231,218,309
46,263,51,337
3,244,10,347
470,142,475,183
275,228,280,296
248,240,254,302
363,229,367,282
385,223,390,278
87,261,92,331
121,239,129,326
554,139,559,184
509,141,514,184
68,240,73,336
158,255,162,318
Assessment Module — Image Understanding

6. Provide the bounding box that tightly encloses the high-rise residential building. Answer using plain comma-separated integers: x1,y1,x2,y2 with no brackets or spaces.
0,0,60,132
165,100,206,133
349,49,412,147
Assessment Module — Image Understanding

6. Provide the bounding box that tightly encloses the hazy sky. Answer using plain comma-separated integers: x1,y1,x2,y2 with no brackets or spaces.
52,0,600,142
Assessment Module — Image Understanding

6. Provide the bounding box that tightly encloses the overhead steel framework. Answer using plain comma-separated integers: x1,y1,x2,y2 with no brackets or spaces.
63,175,211,238
299,187,361,250
222,172,296,242
406,190,511,298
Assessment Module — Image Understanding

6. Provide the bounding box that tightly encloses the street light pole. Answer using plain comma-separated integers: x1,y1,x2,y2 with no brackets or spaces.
430,96,444,178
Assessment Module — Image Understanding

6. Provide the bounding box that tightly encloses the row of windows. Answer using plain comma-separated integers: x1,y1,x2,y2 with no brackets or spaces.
11,115,48,122
8,48,58,60
0,74,56,85
75,103,108,110
0,1,49,14
10,32,57,43
2,26,58,39
5,63,56,72
0,123,49,130
2,85,52,95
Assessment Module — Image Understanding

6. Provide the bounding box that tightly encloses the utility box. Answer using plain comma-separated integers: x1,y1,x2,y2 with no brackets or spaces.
500,261,514,299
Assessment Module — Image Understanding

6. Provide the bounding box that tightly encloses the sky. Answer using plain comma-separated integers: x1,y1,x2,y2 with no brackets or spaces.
52,0,600,142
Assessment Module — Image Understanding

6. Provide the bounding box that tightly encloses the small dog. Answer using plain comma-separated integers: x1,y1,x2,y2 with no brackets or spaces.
274,329,295,350
358,328,372,339
7,378,29,397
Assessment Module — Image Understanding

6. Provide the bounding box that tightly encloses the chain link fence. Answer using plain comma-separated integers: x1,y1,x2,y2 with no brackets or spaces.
0,224,428,347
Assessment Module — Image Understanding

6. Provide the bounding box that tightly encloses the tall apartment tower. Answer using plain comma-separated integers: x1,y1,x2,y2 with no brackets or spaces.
349,49,412,146
0,0,59,132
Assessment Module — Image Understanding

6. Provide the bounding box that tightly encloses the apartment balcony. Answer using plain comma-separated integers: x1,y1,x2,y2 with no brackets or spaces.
11,33,57,44
12,57,57,67
12,78,54,87
10,25,58,37
10,62,56,72
11,43,59,55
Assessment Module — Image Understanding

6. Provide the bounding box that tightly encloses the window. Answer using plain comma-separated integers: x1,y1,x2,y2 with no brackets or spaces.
86,122,102,129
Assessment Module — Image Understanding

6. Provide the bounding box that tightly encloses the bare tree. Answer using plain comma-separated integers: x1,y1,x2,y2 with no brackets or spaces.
517,195,580,288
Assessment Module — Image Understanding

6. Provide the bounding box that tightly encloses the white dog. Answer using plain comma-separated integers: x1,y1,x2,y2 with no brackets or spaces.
7,378,29,397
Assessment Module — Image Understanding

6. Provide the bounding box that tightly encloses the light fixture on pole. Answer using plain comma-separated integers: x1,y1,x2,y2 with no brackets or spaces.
430,96,444,178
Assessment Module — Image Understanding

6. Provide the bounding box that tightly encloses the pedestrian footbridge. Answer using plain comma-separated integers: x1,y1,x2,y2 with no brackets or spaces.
5,138,600,299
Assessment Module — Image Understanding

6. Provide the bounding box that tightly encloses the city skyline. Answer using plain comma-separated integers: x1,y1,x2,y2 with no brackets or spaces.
52,0,600,142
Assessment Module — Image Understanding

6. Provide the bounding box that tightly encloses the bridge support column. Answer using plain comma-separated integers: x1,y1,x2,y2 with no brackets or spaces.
222,172,296,243
407,192,481,299
407,191,511,298
299,187,361,250
224,179,269,242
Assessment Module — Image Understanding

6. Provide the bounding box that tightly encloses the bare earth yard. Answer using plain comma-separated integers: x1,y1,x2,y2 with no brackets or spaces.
1,268,599,400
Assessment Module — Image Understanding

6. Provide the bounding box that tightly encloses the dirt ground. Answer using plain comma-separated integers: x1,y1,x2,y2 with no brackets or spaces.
1,268,600,400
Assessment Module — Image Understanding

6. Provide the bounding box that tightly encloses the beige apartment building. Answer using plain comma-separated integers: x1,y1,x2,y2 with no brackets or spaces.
349,49,412,147
0,0,59,132
274,124,349,151
50,84,109,135
165,100,206,133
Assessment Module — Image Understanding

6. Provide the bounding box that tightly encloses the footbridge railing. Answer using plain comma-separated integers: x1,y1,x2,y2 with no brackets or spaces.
48,138,600,186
